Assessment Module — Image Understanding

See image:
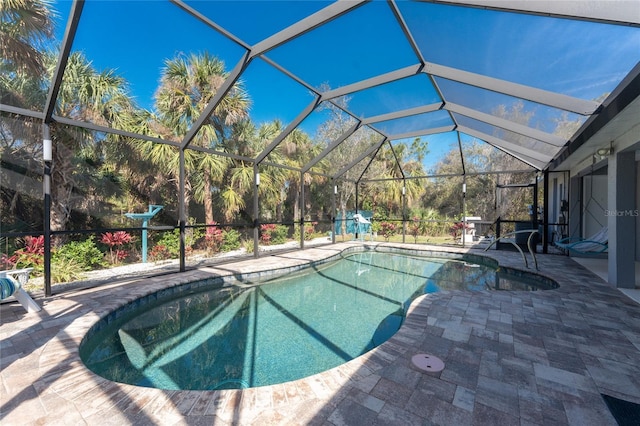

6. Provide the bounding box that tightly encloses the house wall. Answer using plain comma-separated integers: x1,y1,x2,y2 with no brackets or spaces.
608,150,636,287
636,154,640,262
583,175,608,238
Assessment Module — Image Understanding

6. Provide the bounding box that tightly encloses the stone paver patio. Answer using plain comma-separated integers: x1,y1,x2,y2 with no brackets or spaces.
1,242,640,425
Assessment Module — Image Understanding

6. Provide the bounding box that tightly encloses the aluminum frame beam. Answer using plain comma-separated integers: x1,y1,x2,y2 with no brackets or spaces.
333,137,387,180
458,126,548,169
424,62,601,115
362,103,442,125
486,147,545,171
459,125,551,162
356,143,385,182
260,55,377,136
53,116,181,147
361,167,536,182
188,146,254,163
389,0,460,137
262,160,302,173
251,1,368,57
387,139,406,180
321,65,422,101
171,0,250,50
446,102,567,147
457,131,466,174
551,61,640,169
301,121,362,173
0,104,44,119
388,0,427,63
43,0,84,122
179,51,252,149
417,0,640,27
386,125,456,141
255,96,322,164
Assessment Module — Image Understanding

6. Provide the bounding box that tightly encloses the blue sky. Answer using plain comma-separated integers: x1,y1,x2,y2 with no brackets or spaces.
52,1,640,169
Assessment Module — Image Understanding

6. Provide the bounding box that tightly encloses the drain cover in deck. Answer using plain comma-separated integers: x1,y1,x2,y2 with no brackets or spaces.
411,353,445,373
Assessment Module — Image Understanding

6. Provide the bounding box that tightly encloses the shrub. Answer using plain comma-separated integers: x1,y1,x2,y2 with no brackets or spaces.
153,231,180,258
204,222,224,254
293,222,317,241
186,221,204,251
243,239,254,254
380,222,397,242
51,257,86,284
260,224,275,245
149,244,172,262
151,228,199,260
53,237,104,271
271,225,289,245
260,224,288,245
371,213,387,234
221,229,241,252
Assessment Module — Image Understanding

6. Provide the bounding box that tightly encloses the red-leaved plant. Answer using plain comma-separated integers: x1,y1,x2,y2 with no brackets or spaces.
260,224,277,245
204,222,224,253
449,222,470,241
380,222,397,242
0,253,14,270
6,235,45,270
101,231,132,265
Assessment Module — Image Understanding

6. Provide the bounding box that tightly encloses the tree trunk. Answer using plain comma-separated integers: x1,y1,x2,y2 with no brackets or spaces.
50,147,74,231
203,169,214,225
178,179,191,223
293,186,300,223
340,203,347,240
276,189,284,222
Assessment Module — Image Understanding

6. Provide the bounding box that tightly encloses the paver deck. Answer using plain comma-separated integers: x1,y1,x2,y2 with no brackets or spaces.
2,242,640,425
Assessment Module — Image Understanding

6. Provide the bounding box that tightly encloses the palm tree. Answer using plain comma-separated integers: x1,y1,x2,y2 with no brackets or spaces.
49,52,134,230
251,121,287,221
218,120,286,224
105,108,170,210
0,0,54,201
0,0,54,77
276,127,318,223
152,52,250,224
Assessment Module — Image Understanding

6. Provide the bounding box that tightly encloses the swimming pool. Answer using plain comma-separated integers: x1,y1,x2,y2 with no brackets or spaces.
80,249,557,391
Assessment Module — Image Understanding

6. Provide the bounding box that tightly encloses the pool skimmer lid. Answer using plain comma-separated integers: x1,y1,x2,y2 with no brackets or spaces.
411,353,445,373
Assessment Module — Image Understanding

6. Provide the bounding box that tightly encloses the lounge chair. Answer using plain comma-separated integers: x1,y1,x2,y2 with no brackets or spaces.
555,226,608,255
0,270,41,313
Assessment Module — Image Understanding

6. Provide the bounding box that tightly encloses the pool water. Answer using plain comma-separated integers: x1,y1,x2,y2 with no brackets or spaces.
80,251,556,390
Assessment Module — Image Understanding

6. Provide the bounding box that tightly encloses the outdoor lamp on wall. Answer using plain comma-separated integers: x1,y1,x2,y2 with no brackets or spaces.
43,139,52,161
596,143,613,160
596,147,613,158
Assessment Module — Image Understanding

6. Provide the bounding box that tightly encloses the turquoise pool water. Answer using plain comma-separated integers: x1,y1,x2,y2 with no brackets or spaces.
80,251,556,390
